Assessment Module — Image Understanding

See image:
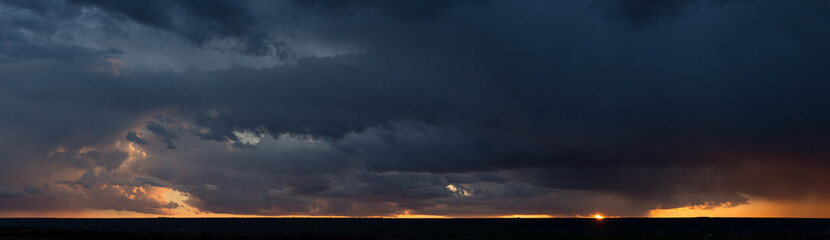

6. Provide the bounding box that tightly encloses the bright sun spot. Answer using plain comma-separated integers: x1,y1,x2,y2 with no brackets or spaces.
594,214,604,220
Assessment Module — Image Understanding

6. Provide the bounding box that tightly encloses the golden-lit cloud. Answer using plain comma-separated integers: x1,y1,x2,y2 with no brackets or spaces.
389,210,450,219
499,215,554,218
650,197,830,218
445,184,473,197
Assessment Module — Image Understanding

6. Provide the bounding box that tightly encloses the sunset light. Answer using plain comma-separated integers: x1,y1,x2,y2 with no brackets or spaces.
0,0,828,221
1,0,830,238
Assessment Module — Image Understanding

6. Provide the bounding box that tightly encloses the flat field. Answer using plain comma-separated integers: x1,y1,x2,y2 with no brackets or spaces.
1,218,828,239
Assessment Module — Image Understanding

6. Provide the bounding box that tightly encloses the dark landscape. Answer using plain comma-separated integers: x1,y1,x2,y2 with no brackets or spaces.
1,218,829,240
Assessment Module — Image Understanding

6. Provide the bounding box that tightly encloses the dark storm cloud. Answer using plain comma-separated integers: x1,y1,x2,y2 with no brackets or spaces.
292,0,489,21
0,186,23,198
84,149,129,171
65,0,293,59
145,122,176,140
125,131,148,145
0,1,122,63
145,121,178,149
1,0,830,217
596,0,739,30
46,149,127,173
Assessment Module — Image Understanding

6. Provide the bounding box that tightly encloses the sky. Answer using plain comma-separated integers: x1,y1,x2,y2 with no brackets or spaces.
1,0,830,218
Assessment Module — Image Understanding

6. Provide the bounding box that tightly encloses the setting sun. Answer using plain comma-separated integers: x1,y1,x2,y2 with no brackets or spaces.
594,214,604,220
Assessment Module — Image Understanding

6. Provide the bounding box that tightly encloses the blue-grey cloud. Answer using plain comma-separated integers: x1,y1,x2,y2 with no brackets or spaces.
0,0,829,217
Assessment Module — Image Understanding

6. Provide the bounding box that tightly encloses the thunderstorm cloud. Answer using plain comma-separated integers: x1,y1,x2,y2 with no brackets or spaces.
1,0,830,217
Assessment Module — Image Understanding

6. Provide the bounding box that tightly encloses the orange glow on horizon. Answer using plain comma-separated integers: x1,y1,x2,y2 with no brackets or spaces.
5,193,830,218
389,210,449,219
0,209,362,219
650,198,830,218
499,214,553,218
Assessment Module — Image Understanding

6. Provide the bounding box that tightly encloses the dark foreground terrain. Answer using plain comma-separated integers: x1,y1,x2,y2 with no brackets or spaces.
0,218,828,240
